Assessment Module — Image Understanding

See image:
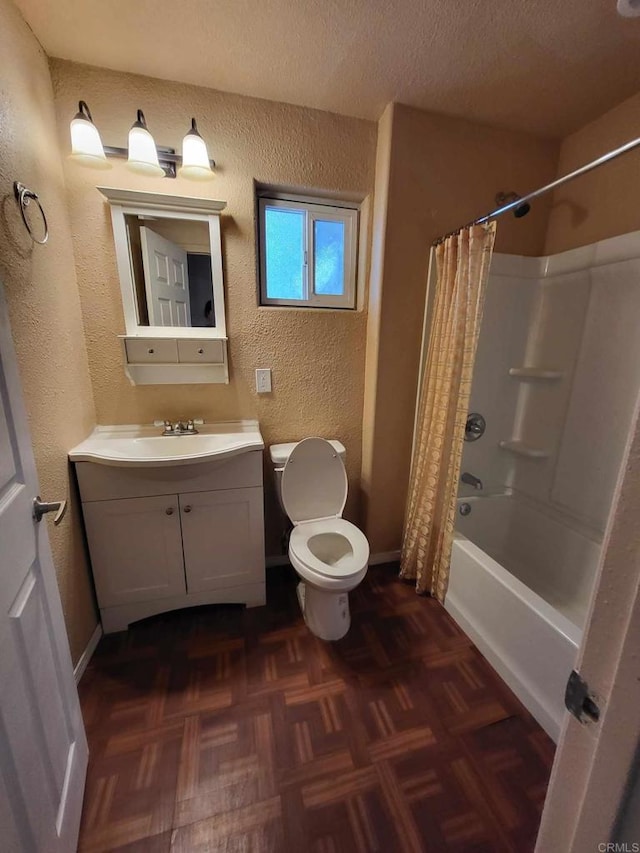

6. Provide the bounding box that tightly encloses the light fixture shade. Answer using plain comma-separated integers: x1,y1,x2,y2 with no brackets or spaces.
179,118,215,181
127,110,164,177
69,101,110,169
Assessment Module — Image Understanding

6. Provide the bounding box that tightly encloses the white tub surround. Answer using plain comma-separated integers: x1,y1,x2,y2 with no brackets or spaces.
454,493,600,629
464,230,640,537
442,231,640,740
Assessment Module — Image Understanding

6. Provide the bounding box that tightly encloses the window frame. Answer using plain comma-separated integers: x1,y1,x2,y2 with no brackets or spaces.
258,196,359,309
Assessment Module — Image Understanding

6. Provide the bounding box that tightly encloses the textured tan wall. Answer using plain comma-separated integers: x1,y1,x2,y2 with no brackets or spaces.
50,60,377,554
0,0,97,662
545,90,640,255
363,103,560,552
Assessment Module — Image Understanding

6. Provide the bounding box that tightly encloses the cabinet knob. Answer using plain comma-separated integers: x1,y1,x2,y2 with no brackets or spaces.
183,505,192,513
148,348,155,354
197,348,204,354
166,507,174,515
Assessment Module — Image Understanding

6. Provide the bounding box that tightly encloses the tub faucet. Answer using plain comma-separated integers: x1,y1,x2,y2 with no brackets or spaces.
461,472,483,490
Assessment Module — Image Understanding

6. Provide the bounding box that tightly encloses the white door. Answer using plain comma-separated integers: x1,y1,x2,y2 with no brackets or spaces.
0,286,87,851
140,226,191,327
81,494,186,607
179,488,265,593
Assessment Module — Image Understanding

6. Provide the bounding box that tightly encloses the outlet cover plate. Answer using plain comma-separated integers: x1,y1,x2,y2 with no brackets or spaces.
256,368,272,393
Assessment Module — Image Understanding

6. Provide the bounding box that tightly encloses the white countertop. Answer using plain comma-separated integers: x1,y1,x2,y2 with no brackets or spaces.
68,420,264,467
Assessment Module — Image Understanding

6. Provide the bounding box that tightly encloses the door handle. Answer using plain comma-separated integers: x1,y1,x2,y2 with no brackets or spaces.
33,496,67,525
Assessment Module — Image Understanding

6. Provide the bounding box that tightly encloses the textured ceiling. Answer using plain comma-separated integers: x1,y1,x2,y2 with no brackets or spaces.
14,0,640,137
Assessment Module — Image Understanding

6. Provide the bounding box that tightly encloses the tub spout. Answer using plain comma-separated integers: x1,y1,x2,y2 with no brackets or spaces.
461,472,483,490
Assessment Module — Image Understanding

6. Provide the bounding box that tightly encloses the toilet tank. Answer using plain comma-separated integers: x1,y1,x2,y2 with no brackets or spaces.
269,440,346,512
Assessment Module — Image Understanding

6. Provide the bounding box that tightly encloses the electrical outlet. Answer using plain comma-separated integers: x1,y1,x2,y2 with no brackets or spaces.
255,368,272,393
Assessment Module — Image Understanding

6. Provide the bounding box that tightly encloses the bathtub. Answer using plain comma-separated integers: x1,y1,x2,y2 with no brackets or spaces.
445,493,601,741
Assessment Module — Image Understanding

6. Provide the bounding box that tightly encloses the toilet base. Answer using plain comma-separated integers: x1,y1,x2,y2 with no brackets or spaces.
297,581,351,641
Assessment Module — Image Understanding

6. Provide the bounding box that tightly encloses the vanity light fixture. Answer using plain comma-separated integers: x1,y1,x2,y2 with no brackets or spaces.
68,101,217,179
126,110,165,177
69,101,111,169
179,118,215,181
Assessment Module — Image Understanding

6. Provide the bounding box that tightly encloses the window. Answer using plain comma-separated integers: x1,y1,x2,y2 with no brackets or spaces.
258,196,358,309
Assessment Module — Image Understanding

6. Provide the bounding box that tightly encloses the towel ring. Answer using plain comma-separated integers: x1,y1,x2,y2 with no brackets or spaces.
13,181,49,245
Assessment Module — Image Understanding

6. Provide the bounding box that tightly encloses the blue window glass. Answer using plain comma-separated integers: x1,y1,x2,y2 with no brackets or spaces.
314,219,345,296
264,207,305,300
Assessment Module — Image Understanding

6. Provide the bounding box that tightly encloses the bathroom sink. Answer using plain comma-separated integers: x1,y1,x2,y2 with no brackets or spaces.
69,420,264,467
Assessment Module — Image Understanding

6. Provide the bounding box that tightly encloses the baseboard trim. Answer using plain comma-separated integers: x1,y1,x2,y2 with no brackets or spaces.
369,550,401,565
266,555,290,568
266,549,400,569
74,623,102,684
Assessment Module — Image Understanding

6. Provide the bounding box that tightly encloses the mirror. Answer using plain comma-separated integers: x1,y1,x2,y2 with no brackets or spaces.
125,215,215,328
99,187,227,340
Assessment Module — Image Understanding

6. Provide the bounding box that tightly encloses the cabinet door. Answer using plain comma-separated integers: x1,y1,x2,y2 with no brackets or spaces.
82,495,186,608
179,488,264,593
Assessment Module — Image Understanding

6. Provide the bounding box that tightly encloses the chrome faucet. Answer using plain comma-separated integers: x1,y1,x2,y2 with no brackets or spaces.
158,419,200,436
461,472,483,490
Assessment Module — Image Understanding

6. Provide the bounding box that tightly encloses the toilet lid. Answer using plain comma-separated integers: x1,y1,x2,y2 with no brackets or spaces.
281,437,348,524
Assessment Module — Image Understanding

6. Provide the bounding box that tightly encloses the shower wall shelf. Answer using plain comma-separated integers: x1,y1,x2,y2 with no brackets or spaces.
498,440,550,459
508,367,564,380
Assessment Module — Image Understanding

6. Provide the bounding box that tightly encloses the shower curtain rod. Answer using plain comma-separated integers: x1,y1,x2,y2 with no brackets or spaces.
432,135,640,246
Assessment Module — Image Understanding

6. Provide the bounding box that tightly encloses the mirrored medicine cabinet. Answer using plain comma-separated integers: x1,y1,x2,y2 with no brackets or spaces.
99,187,228,385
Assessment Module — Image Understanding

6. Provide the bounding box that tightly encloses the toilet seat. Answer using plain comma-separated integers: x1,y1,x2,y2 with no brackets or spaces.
281,437,348,524
289,517,369,587
282,438,370,591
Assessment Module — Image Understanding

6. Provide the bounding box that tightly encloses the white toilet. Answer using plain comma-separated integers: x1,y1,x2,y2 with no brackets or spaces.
269,438,370,641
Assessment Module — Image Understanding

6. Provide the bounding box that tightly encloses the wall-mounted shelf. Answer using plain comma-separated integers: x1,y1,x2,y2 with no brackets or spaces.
119,336,229,385
509,367,564,380
499,440,550,459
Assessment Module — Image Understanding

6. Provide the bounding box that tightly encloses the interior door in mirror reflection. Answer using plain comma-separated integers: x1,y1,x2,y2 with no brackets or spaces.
140,226,190,326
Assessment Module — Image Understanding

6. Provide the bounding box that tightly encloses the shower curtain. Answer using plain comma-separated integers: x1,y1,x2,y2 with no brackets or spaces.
400,222,496,601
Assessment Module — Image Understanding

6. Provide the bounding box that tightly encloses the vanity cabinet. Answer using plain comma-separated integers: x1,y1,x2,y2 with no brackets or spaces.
75,451,265,633
82,495,186,607
179,489,264,593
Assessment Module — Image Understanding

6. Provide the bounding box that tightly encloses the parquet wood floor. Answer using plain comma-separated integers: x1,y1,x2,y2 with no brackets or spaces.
77,563,555,852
